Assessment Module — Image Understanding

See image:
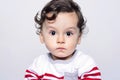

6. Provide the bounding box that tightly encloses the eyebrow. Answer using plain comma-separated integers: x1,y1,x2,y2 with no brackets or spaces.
45,25,78,31
45,26,56,30
66,27,78,31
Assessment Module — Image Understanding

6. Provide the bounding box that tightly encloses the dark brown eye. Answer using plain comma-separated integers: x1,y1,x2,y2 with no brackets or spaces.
50,31,56,36
66,32,73,36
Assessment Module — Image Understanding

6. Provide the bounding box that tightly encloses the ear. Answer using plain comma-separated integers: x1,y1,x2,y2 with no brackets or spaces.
77,34,82,44
39,32,44,44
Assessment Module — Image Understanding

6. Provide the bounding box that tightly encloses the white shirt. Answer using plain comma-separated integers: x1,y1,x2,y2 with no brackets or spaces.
24,50,101,80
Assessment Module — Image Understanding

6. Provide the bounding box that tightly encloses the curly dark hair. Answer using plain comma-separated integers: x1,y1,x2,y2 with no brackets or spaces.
34,0,86,35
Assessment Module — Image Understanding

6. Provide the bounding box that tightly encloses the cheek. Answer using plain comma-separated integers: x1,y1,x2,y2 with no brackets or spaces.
66,35,80,47
45,41,55,52
66,38,78,48
44,37,57,49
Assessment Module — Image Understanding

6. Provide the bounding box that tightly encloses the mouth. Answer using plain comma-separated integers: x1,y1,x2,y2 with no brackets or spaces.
56,47,66,50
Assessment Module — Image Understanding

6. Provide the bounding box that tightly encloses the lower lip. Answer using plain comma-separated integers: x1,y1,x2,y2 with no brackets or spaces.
57,48,66,50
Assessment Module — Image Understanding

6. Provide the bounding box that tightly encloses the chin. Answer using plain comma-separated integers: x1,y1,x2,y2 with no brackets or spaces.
53,54,71,60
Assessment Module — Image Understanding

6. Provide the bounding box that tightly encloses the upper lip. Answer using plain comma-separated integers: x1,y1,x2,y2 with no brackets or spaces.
56,47,66,49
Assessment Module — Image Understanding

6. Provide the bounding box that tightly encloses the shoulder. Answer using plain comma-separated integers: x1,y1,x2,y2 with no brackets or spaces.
35,53,49,62
74,50,97,71
32,53,49,66
75,50,96,64
24,53,50,79
27,53,49,73
75,50,101,76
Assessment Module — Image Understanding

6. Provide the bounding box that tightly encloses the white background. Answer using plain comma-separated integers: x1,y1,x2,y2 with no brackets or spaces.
0,0,120,80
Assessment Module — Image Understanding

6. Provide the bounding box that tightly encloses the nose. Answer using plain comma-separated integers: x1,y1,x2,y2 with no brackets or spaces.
57,34,65,44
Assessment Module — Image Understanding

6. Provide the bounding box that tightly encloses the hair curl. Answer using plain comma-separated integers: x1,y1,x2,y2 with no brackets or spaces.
34,0,86,35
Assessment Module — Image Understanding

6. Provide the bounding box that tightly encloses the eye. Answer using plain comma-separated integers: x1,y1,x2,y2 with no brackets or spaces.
66,31,73,36
50,30,56,36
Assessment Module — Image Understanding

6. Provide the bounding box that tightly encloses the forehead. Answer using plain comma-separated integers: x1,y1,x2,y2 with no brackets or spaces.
43,12,78,29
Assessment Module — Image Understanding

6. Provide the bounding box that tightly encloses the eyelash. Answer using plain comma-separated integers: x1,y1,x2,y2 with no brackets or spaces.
66,31,73,36
49,30,56,36
49,30,74,36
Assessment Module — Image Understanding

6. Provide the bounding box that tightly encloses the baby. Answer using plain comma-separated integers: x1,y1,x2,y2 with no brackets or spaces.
24,0,101,80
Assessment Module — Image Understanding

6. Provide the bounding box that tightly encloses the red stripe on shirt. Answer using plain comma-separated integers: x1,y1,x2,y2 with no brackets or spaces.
78,67,101,80
25,67,101,80
80,78,101,80
83,72,101,78
25,69,43,79
25,70,64,79
43,73,64,79
89,67,99,72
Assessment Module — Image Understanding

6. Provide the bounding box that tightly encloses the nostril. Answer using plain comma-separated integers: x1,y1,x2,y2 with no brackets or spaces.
57,39,65,44
57,41,65,44
57,35,65,44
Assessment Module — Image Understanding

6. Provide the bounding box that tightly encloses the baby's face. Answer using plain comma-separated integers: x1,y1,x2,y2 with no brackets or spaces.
40,12,81,60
